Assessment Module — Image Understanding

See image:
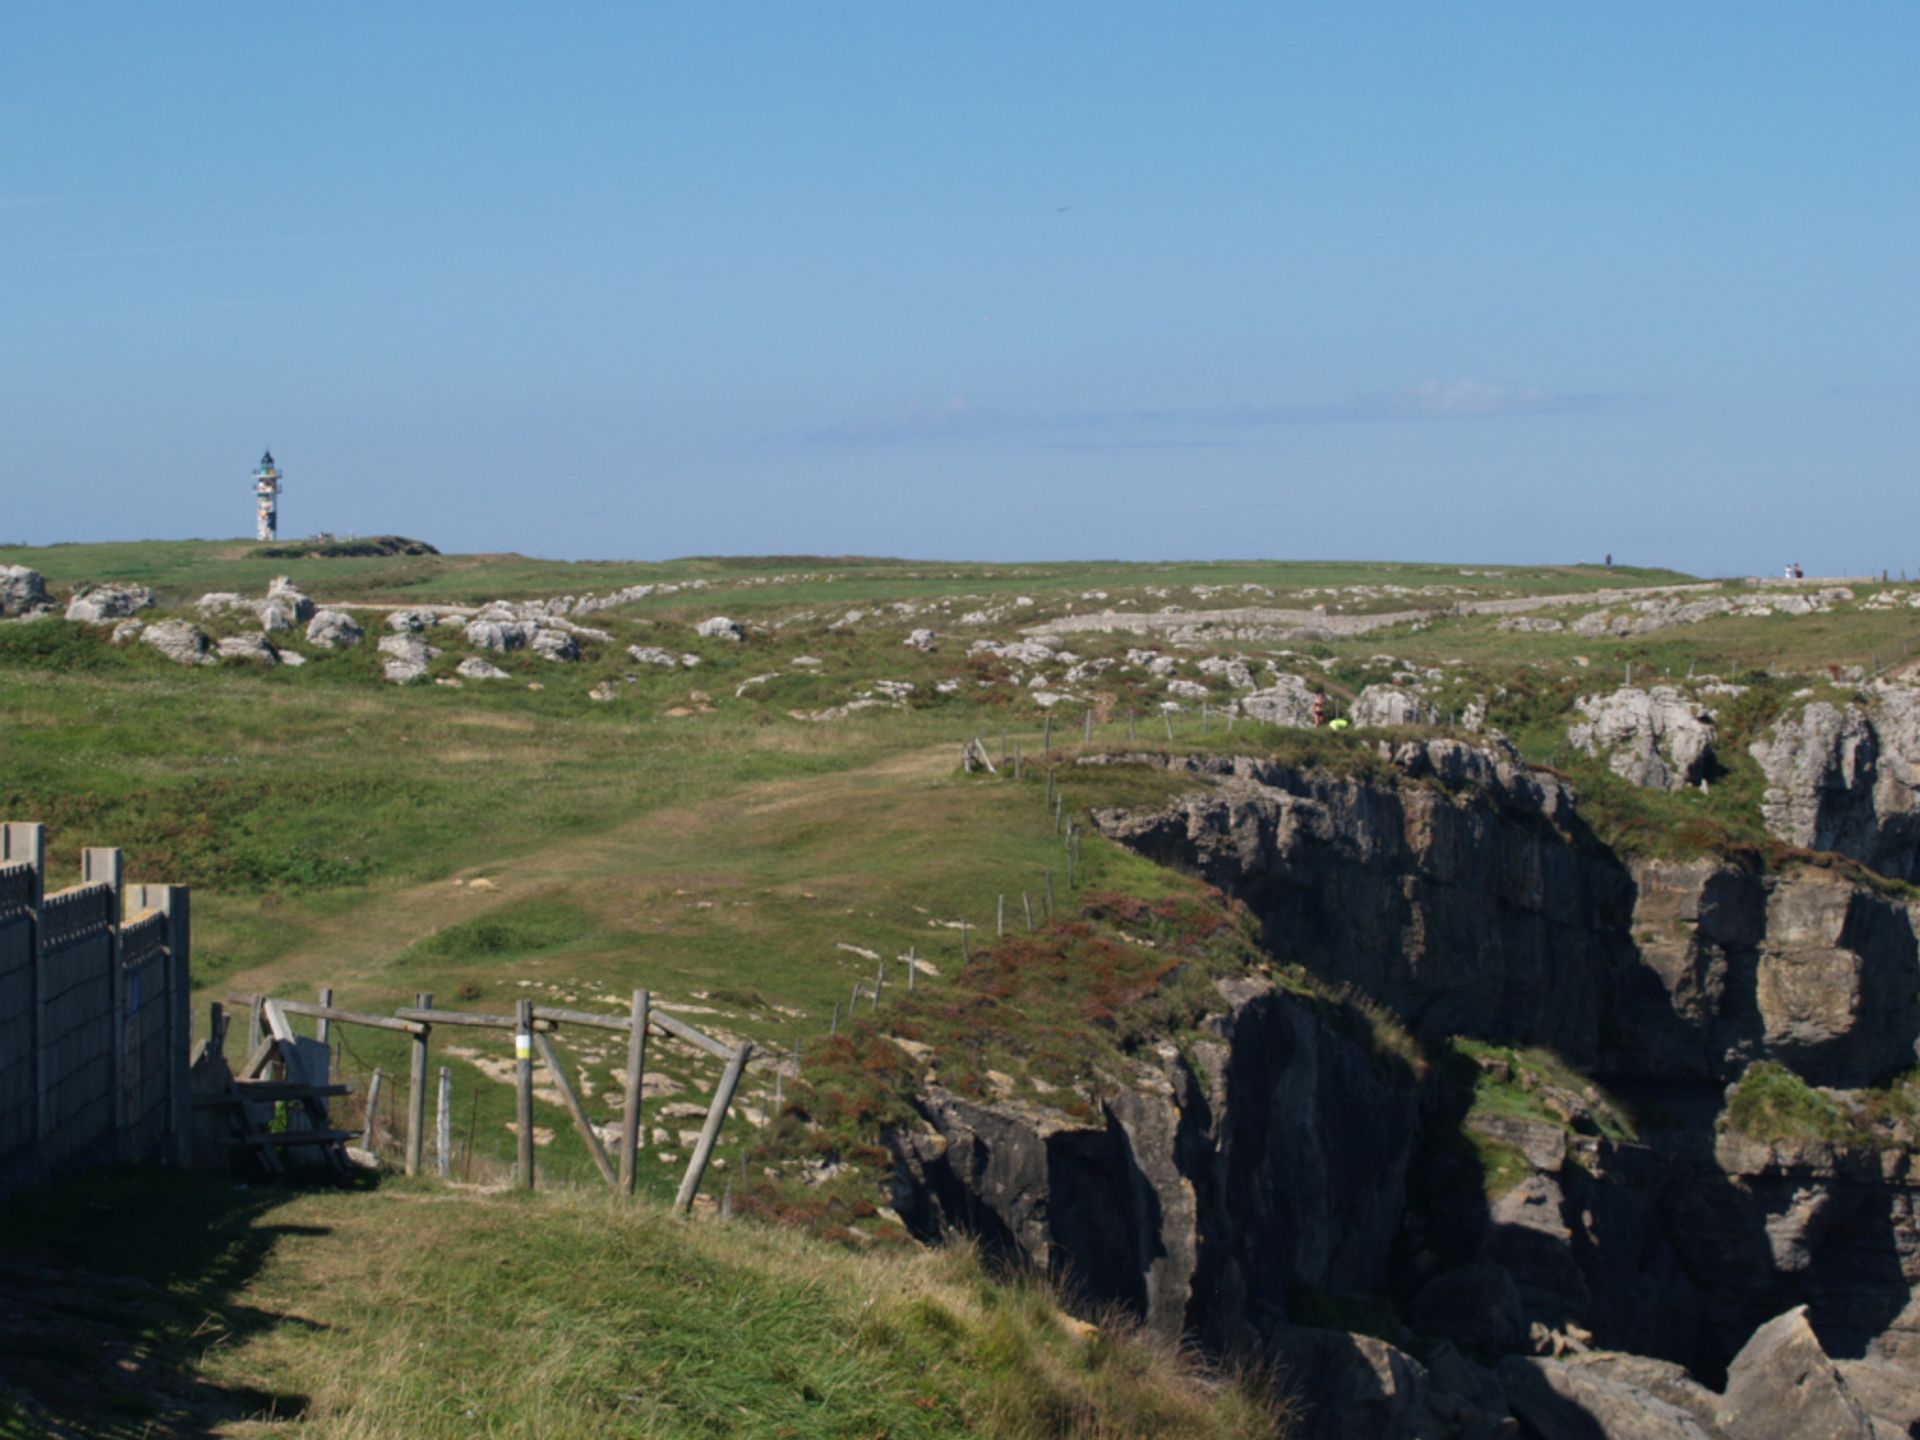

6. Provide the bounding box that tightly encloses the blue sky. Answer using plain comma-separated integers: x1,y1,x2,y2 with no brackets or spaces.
2,5,1914,575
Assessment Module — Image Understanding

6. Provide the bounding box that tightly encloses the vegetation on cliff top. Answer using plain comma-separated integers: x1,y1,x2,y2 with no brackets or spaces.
0,1169,1284,1439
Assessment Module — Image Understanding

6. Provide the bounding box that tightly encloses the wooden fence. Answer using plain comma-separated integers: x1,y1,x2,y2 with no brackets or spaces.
0,823,192,1199
229,988,751,1214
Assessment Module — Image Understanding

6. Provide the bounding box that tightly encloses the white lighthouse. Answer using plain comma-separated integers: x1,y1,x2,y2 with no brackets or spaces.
252,450,283,541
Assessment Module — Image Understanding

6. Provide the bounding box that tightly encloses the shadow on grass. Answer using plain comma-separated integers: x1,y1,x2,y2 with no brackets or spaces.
0,1163,374,1438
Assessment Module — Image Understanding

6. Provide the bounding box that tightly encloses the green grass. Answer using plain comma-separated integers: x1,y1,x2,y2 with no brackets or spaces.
1453,1039,1638,1144
0,537,1694,612
0,1168,1285,1439
1722,1061,1859,1146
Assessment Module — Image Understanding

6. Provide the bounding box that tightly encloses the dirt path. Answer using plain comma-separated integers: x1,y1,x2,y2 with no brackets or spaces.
217,740,960,1002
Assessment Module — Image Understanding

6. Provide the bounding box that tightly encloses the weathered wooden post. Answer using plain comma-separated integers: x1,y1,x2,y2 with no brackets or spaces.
674,1042,752,1216
1164,710,1175,742
406,991,431,1176
363,1067,384,1149
1013,741,1022,781
1043,713,1053,752
1023,893,1034,930
1083,710,1093,745
906,946,917,992
436,1066,451,1180
997,894,1005,937
514,998,535,1190
317,986,332,1046
620,989,649,1195
532,1029,616,1189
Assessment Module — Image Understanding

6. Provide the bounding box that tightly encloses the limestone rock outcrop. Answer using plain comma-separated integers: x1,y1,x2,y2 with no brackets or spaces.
0,566,52,618
1271,1327,1440,1440
1351,682,1436,728
377,633,436,684
305,610,364,649
215,634,279,665
66,583,153,625
1091,749,1920,1088
1498,1356,1720,1439
1237,674,1319,727
695,616,743,642
1751,685,1920,882
889,976,1419,1353
256,576,315,629
530,628,579,662
1717,1306,1873,1439
140,620,213,666
455,656,508,680
629,645,694,668
1620,859,1920,1086
1569,686,1718,791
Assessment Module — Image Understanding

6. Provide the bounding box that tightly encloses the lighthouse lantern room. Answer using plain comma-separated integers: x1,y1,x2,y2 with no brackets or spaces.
253,450,283,541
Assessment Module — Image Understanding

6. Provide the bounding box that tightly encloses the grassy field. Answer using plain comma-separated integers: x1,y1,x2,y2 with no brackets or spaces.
2,537,1696,611
0,1169,1285,1439
4,539,1918,1434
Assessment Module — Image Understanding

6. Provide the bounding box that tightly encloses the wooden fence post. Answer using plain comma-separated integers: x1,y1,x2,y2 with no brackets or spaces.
363,1067,384,1149
515,999,535,1190
317,987,332,1046
532,1029,616,1190
997,894,1005,937
436,1066,451,1180
674,1042,752,1216
406,991,431,1176
1043,713,1052,752
620,989,649,1195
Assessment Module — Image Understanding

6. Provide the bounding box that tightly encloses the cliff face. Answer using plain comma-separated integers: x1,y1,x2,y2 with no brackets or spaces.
883,741,1920,1437
1751,685,1920,883
1089,745,1920,1090
890,976,1419,1350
